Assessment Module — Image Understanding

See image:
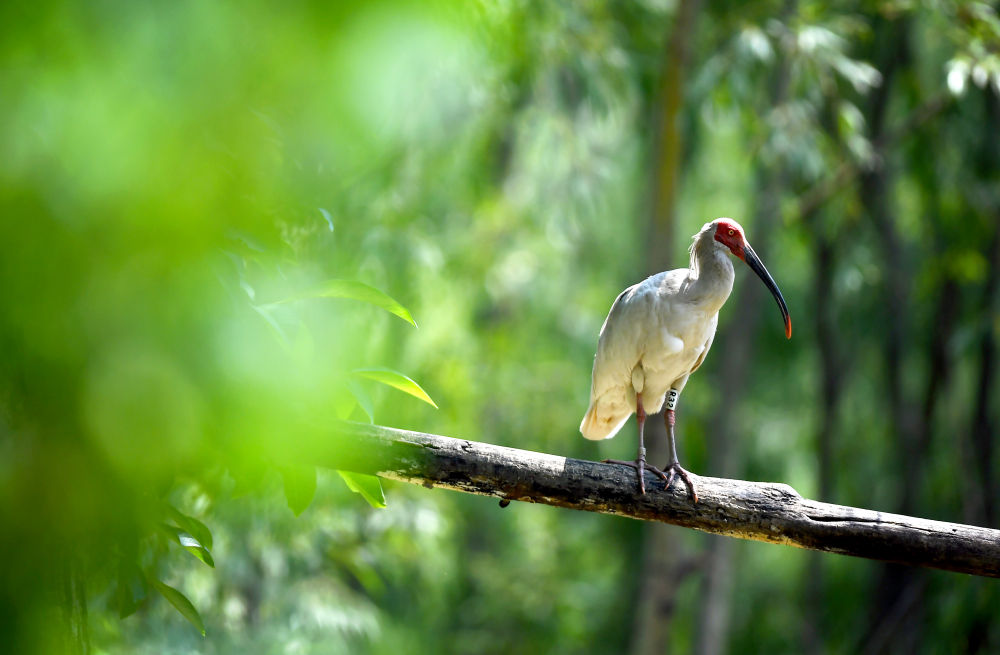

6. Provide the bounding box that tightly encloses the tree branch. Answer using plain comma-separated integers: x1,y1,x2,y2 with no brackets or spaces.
307,422,1000,579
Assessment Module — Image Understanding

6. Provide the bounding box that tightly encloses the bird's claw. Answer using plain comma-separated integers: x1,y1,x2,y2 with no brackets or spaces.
663,462,698,503
603,458,669,495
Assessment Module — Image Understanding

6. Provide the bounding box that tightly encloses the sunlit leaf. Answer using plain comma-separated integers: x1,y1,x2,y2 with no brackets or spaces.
167,507,214,550
738,25,773,62
271,279,416,327
280,465,317,516
158,524,215,568
240,279,255,301
351,367,438,408
338,471,387,508
318,207,334,231
947,58,969,96
150,577,206,637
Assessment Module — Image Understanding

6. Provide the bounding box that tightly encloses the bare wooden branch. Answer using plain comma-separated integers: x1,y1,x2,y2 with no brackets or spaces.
300,422,1000,578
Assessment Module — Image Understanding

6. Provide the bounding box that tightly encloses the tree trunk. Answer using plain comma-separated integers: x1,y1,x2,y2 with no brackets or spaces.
969,224,1000,528
858,16,927,655
802,215,842,655
953,81,1000,655
57,556,90,655
967,89,1000,528
632,3,703,654
643,0,702,272
694,5,796,652
694,154,786,655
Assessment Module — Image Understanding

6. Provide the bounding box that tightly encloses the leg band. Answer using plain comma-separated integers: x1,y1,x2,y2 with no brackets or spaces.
665,389,679,411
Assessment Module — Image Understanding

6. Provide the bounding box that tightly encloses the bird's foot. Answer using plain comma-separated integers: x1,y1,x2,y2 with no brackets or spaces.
603,458,668,495
663,462,698,503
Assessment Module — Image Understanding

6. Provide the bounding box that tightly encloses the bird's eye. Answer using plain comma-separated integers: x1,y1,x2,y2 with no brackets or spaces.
728,229,735,236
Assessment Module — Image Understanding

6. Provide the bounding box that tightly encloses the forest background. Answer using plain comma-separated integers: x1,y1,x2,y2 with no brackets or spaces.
1,1,999,653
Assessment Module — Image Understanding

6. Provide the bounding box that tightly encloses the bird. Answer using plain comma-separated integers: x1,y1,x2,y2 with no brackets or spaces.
580,218,791,500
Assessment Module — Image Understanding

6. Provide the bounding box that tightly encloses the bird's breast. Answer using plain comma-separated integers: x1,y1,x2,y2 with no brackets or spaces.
638,306,718,384
657,327,685,356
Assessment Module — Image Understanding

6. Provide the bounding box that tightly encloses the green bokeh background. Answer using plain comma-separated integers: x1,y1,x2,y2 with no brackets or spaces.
1,1,998,653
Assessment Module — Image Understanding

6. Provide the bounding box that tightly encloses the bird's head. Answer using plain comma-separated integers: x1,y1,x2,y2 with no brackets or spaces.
711,217,792,339
712,218,748,260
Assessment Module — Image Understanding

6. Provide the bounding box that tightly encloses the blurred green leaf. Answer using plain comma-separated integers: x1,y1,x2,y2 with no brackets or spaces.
337,471,387,508
230,458,269,498
167,507,213,551
252,304,291,348
280,465,317,516
347,378,375,423
272,279,416,327
352,367,438,408
149,577,206,637
116,562,148,619
4,2,998,652
327,546,386,595
332,381,361,421
158,524,215,568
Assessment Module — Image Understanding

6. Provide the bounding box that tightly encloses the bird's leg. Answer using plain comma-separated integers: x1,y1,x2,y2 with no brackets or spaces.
663,389,698,503
603,392,668,494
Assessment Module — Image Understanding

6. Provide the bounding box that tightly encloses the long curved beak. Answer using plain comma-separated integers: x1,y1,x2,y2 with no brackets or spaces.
743,243,792,339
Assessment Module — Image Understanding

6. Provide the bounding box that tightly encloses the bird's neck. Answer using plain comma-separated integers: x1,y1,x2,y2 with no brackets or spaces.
686,233,735,313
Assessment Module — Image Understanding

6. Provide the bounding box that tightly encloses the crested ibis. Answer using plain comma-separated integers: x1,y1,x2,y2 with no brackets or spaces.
580,218,791,499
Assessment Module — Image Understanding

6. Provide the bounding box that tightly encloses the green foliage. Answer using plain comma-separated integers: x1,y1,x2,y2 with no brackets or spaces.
271,279,418,328
280,465,319,517
158,524,215,569
149,578,206,638
167,506,214,551
337,472,388,509
115,562,148,620
351,368,439,409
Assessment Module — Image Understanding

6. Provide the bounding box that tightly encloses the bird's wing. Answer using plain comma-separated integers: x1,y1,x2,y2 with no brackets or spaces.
590,282,654,397
581,277,666,440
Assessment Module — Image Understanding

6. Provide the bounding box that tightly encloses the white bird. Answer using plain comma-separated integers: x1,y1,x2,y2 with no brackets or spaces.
580,218,791,499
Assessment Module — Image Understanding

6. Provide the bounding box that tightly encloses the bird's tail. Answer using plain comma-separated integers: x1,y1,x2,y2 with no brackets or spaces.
580,401,630,441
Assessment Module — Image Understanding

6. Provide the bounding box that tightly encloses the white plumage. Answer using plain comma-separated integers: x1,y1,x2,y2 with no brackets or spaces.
579,217,790,497
580,220,733,440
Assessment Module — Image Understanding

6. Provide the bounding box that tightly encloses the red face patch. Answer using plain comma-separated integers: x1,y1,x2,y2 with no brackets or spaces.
713,218,746,259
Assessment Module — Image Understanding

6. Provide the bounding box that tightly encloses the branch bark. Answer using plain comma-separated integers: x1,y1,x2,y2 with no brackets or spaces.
305,422,1000,579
